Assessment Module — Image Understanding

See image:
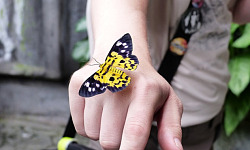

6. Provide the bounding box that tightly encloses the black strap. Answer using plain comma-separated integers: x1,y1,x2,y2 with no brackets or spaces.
63,115,76,138
158,0,204,83
67,143,94,150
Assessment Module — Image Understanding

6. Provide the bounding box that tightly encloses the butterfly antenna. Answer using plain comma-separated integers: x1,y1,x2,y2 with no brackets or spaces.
87,64,99,66
92,57,101,65
86,57,101,66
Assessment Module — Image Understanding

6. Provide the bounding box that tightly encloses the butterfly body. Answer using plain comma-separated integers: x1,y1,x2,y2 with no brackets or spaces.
79,33,139,97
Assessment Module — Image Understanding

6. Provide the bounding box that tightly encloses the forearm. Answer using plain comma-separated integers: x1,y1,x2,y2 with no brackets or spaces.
232,0,250,24
90,0,151,65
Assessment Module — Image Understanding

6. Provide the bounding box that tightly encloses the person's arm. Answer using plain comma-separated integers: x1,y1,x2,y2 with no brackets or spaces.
91,0,150,65
232,0,250,24
69,0,183,150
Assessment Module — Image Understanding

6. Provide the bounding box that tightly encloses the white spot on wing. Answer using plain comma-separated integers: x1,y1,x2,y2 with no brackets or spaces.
85,82,90,87
88,87,91,92
96,83,100,87
124,46,128,48
122,43,127,46
92,88,95,92
116,41,122,46
121,50,126,53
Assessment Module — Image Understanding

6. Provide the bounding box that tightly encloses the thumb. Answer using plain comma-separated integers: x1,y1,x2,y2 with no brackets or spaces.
157,87,183,150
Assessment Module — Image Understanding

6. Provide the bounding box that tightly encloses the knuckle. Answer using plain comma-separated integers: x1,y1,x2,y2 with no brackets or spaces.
159,124,182,140
85,130,99,141
99,131,121,149
136,77,159,95
100,139,120,150
168,123,182,132
70,70,81,85
124,121,147,138
142,78,158,90
168,124,182,138
172,95,183,116
177,98,183,115
75,127,87,137
169,87,183,115
69,70,88,93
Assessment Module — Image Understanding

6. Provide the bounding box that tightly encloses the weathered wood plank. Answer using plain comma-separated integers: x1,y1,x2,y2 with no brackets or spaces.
0,0,62,79
60,0,87,79
42,0,61,78
0,0,87,79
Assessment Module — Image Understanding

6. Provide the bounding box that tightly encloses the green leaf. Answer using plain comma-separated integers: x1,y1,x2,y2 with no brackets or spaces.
230,23,240,34
224,86,250,136
228,53,250,96
232,24,250,48
72,39,89,65
75,16,87,32
244,23,250,33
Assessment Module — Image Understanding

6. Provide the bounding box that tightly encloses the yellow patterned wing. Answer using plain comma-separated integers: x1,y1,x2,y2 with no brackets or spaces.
97,66,131,92
106,51,138,71
79,33,138,97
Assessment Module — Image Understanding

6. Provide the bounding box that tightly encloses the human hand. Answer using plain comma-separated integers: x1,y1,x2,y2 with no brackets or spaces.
69,58,183,150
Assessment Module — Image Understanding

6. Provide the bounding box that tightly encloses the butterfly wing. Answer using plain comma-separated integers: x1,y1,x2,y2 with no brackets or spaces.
105,67,131,93
79,67,130,96
79,33,139,97
79,72,108,97
106,33,139,71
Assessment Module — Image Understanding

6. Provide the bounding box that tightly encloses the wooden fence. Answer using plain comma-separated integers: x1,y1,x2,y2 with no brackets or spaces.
0,0,87,79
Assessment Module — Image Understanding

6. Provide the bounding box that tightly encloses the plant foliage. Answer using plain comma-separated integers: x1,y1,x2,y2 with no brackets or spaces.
224,23,250,136
72,16,90,66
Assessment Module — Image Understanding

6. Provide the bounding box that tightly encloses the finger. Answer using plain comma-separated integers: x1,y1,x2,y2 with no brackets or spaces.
69,72,86,136
69,66,99,137
157,87,183,150
120,99,154,150
84,97,103,140
99,93,129,149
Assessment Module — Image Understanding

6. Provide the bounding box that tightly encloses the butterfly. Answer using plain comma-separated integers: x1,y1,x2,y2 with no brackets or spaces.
79,33,139,97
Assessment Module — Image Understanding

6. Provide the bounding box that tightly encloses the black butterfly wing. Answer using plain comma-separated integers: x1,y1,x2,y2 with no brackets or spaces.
79,73,108,97
106,33,139,70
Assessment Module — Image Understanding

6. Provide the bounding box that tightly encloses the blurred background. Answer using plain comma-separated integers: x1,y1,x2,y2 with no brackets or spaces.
0,0,89,149
0,0,250,150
